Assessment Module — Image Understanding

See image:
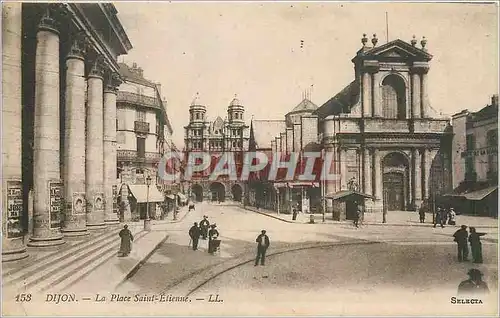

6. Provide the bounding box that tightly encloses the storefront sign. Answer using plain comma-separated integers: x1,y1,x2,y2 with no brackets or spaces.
72,192,86,215
49,181,63,229
112,185,118,215
6,180,23,238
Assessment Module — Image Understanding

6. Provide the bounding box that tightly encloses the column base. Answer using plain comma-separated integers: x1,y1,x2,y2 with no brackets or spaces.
27,234,65,247
61,228,90,237
2,246,29,262
86,223,107,230
105,219,120,225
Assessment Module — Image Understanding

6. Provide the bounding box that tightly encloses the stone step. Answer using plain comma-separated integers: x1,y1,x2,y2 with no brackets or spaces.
36,230,149,294
3,227,122,289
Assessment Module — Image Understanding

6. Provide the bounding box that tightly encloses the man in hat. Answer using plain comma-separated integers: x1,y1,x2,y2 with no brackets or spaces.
255,230,270,266
189,222,201,251
457,269,490,296
199,215,210,240
433,207,445,228
453,225,469,262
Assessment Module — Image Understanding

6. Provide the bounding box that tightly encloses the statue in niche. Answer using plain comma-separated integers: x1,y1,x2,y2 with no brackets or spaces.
347,177,358,191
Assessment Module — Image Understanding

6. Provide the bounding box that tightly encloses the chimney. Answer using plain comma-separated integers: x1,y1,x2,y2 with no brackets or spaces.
492,94,498,107
156,83,162,96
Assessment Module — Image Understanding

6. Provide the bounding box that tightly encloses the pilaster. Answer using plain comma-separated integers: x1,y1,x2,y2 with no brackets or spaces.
411,71,421,119
412,148,422,210
372,148,383,213
363,148,372,195
362,72,372,117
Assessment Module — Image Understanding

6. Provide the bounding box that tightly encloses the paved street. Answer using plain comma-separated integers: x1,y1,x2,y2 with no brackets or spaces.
114,203,498,316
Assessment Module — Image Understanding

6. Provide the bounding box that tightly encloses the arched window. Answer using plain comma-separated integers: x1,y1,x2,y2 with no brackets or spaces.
382,75,406,119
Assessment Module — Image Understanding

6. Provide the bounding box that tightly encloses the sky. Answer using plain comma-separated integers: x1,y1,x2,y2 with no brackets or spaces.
114,1,498,147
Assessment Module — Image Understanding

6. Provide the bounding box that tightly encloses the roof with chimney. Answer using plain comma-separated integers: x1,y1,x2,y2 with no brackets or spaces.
249,119,287,150
118,62,156,87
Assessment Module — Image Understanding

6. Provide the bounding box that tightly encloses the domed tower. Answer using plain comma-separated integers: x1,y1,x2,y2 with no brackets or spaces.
189,93,206,124
227,94,244,125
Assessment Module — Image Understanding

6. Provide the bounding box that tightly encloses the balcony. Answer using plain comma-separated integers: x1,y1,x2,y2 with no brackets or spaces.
134,121,150,134
117,91,158,109
117,150,161,163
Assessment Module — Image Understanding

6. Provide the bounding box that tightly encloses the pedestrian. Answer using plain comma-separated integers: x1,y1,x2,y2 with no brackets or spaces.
433,207,445,228
353,206,362,228
208,224,220,254
418,208,426,223
118,224,134,257
199,215,210,240
448,208,457,225
453,225,469,262
188,200,195,211
255,230,270,266
189,222,201,251
457,269,490,296
292,204,298,221
469,227,486,263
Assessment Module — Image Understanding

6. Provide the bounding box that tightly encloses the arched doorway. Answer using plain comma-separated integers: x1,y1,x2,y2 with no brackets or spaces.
191,184,203,202
383,152,409,211
209,182,225,202
231,184,243,202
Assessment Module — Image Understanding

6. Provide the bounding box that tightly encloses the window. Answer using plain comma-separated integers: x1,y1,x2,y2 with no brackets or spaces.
487,129,498,147
381,75,406,119
117,132,125,144
137,137,145,158
196,113,200,120
487,130,498,175
136,110,146,122
466,134,475,150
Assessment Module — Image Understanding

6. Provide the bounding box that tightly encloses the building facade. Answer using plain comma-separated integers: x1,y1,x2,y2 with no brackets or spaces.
247,96,322,214
314,34,452,220
116,63,177,222
183,95,249,202
447,95,498,216
2,3,132,261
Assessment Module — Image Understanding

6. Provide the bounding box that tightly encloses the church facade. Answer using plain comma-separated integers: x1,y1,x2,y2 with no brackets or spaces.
183,95,249,203
314,34,452,220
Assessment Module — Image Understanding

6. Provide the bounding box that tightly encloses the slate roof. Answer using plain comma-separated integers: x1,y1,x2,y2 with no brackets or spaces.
314,80,360,118
250,119,287,150
118,63,155,87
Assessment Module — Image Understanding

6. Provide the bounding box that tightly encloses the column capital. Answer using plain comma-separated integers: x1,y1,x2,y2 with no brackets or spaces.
362,60,380,74
104,72,122,93
410,62,429,74
66,31,89,61
37,4,71,35
88,56,105,79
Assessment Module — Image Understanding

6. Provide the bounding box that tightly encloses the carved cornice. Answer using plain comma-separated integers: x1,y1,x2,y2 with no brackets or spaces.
410,61,430,74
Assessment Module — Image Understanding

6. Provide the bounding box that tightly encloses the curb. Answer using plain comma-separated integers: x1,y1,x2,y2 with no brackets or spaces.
243,207,498,229
115,233,170,290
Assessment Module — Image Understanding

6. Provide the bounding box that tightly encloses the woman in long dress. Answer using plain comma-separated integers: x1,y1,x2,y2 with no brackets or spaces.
119,225,134,257
468,227,486,263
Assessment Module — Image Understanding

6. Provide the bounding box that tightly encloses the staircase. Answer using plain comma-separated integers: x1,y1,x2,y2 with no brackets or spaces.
2,224,147,295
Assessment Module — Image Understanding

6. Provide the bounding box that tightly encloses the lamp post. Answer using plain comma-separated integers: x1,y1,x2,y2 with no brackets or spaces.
144,175,152,231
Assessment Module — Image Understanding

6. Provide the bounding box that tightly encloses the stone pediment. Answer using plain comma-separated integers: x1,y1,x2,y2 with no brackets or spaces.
367,39,432,61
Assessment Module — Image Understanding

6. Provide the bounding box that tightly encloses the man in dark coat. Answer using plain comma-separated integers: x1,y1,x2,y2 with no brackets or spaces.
433,207,445,228
118,225,134,257
353,206,362,228
199,215,210,240
457,269,490,296
255,230,270,266
419,209,426,223
469,227,486,263
453,225,469,262
189,222,201,251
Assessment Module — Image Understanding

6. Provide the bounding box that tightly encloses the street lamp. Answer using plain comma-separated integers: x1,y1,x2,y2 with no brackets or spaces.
144,175,152,231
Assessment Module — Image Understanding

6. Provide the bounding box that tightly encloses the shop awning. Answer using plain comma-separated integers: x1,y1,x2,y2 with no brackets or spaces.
326,190,374,201
288,182,320,188
462,186,497,201
128,185,164,203
165,194,175,200
177,193,188,202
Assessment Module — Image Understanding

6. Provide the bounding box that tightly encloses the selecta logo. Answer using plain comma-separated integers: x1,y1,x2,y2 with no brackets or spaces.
158,151,340,184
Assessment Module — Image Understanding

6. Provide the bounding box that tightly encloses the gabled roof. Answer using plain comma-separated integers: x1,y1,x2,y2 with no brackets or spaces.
354,39,433,62
314,80,360,118
288,98,318,114
250,119,287,150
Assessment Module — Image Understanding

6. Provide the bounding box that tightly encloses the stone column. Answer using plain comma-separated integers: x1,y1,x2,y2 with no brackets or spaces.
362,72,372,117
373,149,383,200
372,72,382,117
411,71,421,119
29,8,65,247
2,3,29,261
412,148,422,210
421,72,430,118
86,58,106,229
363,148,372,195
340,148,348,190
104,73,120,224
61,35,88,237
422,148,434,206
